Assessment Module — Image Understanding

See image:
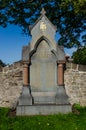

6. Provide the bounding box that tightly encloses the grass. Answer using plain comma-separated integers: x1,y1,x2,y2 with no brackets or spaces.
0,106,86,130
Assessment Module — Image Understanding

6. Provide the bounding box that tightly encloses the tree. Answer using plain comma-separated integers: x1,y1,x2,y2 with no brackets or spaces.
0,60,6,67
72,46,86,65
0,0,86,48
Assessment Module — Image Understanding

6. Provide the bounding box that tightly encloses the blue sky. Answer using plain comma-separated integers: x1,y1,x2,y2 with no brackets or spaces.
0,25,75,64
0,25,29,64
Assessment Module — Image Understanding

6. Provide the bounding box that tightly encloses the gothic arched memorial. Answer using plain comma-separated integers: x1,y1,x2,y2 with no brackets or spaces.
16,9,71,115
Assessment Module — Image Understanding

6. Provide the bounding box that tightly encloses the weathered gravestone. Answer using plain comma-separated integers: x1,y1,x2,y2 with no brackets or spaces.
16,9,71,115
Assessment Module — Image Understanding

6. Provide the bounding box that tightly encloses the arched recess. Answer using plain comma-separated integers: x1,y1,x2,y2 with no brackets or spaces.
29,36,58,60
30,36,58,93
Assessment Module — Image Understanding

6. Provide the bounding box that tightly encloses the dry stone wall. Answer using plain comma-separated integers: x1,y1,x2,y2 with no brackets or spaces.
0,61,86,107
64,63,86,106
0,61,23,107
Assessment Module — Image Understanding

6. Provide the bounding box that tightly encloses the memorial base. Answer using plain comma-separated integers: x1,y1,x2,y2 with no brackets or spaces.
16,104,71,115
16,86,72,115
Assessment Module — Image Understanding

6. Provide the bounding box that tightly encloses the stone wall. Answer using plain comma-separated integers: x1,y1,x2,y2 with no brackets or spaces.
64,63,86,106
0,61,86,107
0,61,23,107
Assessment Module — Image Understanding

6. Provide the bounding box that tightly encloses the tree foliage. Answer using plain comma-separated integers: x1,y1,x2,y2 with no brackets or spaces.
72,46,86,65
0,59,6,67
0,0,86,48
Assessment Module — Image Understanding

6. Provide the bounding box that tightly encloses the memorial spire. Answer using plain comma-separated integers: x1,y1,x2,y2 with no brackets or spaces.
40,8,46,15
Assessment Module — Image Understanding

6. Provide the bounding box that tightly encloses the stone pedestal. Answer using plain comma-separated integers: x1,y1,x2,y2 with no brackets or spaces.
55,86,69,104
17,63,33,110
16,85,71,115
18,86,32,106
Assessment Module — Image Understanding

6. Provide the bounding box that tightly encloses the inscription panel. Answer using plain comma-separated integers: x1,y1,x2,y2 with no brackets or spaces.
30,40,57,92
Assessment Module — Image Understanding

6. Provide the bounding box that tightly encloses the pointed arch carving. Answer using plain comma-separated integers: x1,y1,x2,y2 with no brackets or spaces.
29,36,58,59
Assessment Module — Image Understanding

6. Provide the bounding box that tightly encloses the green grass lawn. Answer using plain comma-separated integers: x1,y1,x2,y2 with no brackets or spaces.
0,106,86,130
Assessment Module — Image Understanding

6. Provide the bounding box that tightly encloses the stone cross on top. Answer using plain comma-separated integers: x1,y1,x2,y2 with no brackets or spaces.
40,8,46,15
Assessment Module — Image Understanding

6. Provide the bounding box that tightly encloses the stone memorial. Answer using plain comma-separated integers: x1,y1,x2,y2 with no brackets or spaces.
16,9,71,115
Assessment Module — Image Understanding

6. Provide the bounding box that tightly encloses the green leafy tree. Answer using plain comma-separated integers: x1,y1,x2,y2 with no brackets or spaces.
0,0,86,48
0,59,6,67
72,46,86,65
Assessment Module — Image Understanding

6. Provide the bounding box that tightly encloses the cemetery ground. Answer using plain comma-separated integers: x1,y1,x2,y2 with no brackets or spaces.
0,105,86,130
